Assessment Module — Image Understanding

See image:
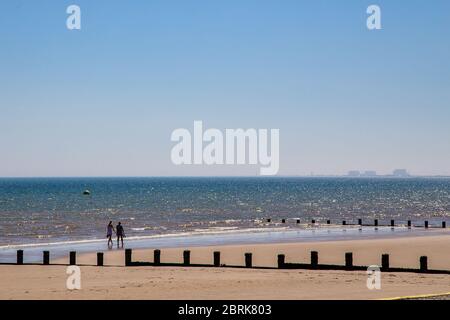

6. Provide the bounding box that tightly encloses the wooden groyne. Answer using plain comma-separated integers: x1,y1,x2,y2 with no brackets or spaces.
123,249,450,275
266,218,447,229
2,247,450,275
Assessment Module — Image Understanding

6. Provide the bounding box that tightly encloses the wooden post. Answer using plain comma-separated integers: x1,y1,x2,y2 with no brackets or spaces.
425,221,429,229
43,251,50,265
358,219,362,225
154,249,161,265
69,251,76,265
381,254,389,270
374,219,378,227
245,253,252,268
326,220,331,224
183,250,191,266
311,251,318,268
213,251,220,267
125,249,132,266
342,220,346,226
97,252,104,266
277,254,285,268
345,252,353,270
407,220,412,228
17,250,23,265
443,221,447,229
281,219,286,223
391,220,395,227
420,256,428,272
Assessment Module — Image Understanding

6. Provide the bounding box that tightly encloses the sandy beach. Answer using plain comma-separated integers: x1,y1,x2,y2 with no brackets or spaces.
1,233,450,300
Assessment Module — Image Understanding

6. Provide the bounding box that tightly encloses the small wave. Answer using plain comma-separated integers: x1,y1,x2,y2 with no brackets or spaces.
131,227,153,231
193,227,238,232
36,235,53,239
223,219,240,223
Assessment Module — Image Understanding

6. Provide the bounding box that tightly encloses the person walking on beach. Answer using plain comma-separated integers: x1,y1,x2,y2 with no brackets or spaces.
107,221,115,247
116,222,125,247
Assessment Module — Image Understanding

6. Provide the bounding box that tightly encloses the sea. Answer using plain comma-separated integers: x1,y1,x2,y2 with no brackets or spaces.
0,177,449,262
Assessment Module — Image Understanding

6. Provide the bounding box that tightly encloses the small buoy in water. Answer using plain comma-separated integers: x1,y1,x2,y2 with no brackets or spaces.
83,190,91,195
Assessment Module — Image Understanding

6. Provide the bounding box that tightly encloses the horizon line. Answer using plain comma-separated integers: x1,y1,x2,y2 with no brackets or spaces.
1,175,450,179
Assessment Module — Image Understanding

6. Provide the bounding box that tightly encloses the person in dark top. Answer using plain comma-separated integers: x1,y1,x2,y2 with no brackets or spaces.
116,222,125,247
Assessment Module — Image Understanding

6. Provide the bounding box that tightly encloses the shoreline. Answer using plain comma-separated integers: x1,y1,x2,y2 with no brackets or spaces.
1,226,449,264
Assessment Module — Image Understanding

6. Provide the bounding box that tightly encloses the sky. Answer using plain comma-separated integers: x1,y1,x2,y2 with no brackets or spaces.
1,0,450,177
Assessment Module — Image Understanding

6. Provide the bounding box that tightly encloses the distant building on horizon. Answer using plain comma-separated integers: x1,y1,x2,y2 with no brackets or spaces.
346,169,411,178
392,169,410,177
347,170,360,177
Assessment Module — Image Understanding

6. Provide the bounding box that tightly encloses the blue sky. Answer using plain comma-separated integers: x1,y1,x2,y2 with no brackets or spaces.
1,0,449,176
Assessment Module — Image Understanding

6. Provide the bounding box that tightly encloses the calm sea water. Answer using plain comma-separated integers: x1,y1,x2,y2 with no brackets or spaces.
0,177,449,246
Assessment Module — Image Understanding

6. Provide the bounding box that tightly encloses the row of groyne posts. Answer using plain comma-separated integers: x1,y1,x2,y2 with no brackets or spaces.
8,248,449,275
123,248,449,275
266,217,447,229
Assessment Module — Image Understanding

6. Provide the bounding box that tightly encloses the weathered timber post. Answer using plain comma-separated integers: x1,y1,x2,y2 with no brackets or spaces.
154,249,161,266
345,252,353,270
17,250,23,265
213,251,220,267
311,251,318,269
97,252,104,266
43,251,50,265
420,256,428,272
125,249,132,266
277,254,285,268
70,251,76,265
381,254,389,271
245,253,252,268
183,250,191,266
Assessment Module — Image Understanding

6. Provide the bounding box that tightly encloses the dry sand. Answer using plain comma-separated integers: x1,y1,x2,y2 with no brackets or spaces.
1,234,450,300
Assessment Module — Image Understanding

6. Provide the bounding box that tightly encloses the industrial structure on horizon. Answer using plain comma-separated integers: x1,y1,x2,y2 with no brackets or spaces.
347,169,411,178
